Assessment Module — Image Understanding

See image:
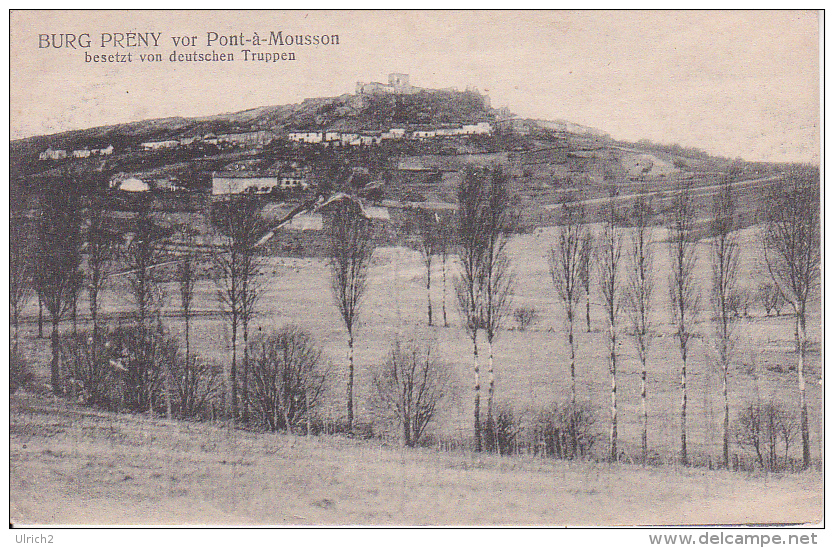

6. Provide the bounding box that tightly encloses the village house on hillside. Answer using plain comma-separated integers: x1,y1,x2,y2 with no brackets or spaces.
38,147,67,161
217,131,274,147
109,175,149,192
212,172,280,196
141,140,179,151
38,144,113,161
212,169,310,196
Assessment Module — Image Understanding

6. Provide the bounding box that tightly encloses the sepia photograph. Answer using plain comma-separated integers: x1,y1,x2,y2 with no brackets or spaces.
8,9,822,528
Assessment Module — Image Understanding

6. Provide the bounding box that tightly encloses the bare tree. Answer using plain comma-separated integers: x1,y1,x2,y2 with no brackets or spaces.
667,180,700,466
327,197,374,431
480,168,515,453
762,165,820,469
84,195,123,367
249,326,327,433
514,306,538,331
373,337,449,447
33,182,83,394
548,196,588,404
125,197,164,329
412,207,441,326
174,227,205,419
177,228,199,367
438,212,454,328
758,282,786,317
455,167,489,451
625,185,654,465
711,177,740,468
37,294,44,339
170,353,223,420
10,185,33,352
598,188,623,461
124,197,168,416
579,231,594,333
211,194,265,423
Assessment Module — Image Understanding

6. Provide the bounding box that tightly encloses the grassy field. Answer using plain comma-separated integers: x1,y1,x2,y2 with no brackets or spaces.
17,224,821,459
9,392,822,526
12,222,822,525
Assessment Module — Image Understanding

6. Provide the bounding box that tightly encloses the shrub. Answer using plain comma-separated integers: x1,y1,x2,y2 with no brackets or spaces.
10,348,34,394
170,354,223,420
373,337,448,447
533,399,598,459
734,398,799,471
249,326,327,433
107,325,174,414
484,404,522,455
727,288,753,318
758,283,786,317
513,306,539,331
61,330,117,408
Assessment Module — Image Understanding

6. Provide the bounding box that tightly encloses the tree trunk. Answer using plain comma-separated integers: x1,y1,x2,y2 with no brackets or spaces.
72,297,78,335
568,313,576,404
609,324,617,462
585,290,591,333
13,310,20,353
183,309,191,419
641,346,648,465
426,258,432,326
38,295,44,338
184,310,190,366
163,357,172,420
243,321,250,423
347,333,354,431
721,339,729,469
473,332,481,452
305,385,311,438
680,346,688,466
230,317,238,421
487,337,495,452
90,287,99,369
50,318,61,395
442,255,448,327
798,314,810,469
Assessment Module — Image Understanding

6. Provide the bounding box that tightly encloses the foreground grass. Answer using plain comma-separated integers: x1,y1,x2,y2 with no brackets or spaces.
10,392,821,526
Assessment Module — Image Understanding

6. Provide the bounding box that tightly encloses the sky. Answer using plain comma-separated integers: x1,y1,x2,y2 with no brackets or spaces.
9,10,820,163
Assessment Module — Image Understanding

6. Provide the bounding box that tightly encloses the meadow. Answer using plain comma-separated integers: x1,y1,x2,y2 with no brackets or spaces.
9,392,822,525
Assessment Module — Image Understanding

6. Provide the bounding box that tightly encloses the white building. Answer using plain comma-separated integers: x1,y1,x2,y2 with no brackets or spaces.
339,133,359,145
279,173,309,190
462,122,493,135
141,140,179,151
288,132,323,144
38,148,67,161
72,149,91,158
179,136,201,146
359,134,382,146
212,172,279,196
217,131,274,147
115,177,149,192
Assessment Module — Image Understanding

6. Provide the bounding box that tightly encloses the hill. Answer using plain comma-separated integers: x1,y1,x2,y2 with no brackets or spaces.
10,391,822,525
9,77,806,235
